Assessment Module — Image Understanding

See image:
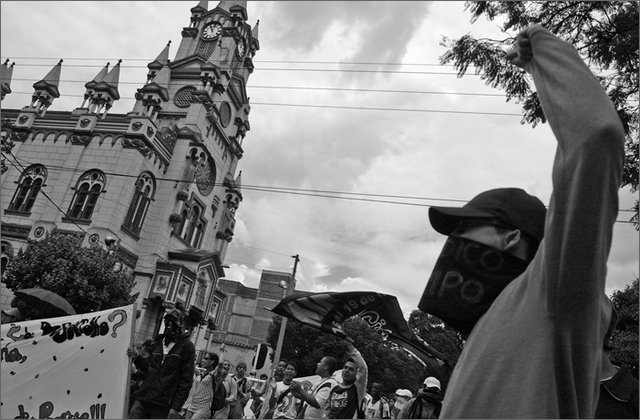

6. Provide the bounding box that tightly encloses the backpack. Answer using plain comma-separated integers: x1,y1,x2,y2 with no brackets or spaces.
210,377,227,417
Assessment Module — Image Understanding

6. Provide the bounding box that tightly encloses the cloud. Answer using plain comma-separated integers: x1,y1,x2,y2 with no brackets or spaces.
1,0,636,321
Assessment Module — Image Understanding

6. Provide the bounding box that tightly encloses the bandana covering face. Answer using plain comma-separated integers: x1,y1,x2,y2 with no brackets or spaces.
419,236,529,336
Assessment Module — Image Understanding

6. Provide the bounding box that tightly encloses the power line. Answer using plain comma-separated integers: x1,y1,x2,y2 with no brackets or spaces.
7,153,637,215
8,83,507,98
7,90,522,117
248,85,505,97
5,56,465,67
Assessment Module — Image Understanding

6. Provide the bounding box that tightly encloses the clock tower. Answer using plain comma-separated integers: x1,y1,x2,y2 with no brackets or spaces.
0,1,260,353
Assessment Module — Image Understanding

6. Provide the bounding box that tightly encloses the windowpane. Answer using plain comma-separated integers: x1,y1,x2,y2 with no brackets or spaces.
123,172,155,234
66,170,105,221
8,165,47,213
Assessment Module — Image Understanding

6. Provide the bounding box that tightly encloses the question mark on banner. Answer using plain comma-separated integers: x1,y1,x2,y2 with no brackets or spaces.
108,309,127,338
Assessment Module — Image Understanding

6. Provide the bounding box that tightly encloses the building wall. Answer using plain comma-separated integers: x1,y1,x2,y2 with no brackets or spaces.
203,270,296,375
1,2,259,345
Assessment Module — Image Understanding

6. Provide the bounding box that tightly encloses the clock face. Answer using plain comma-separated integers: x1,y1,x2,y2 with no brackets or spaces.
201,22,222,40
237,40,246,58
196,161,215,196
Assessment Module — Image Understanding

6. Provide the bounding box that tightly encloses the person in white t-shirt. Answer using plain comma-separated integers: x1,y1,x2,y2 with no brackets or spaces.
290,356,339,419
364,382,390,419
272,361,302,419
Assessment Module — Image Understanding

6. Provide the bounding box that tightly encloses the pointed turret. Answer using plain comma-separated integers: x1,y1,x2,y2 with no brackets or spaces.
191,0,208,13
234,170,242,194
135,65,170,120
224,170,243,201
86,59,121,118
0,59,15,101
189,0,208,28
102,59,121,89
218,0,247,21
77,62,109,110
148,41,171,71
85,62,110,90
218,0,246,12
147,41,171,84
251,19,260,51
30,59,63,115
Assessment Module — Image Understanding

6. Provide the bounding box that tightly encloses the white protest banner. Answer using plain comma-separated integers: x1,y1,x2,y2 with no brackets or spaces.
1,304,135,419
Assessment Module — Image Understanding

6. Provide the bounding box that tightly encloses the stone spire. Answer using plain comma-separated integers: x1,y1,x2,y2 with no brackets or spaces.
102,59,122,89
147,41,171,83
86,62,110,89
251,19,260,51
79,62,109,109
234,170,242,193
86,59,122,118
30,59,63,115
191,0,208,13
0,59,15,100
134,63,170,121
218,0,247,21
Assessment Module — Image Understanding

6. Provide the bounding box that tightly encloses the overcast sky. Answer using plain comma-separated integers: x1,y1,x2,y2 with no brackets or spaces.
2,1,637,317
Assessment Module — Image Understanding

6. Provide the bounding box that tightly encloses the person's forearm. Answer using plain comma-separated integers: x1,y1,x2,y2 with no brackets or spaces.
298,389,319,408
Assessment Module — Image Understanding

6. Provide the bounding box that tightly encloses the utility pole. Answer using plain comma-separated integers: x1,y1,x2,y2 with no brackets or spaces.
272,254,299,371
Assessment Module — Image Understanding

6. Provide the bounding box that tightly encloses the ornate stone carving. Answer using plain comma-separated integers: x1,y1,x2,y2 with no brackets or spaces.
169,213,183,225
69,134,90,146
157,125,178,154
122,137,151,156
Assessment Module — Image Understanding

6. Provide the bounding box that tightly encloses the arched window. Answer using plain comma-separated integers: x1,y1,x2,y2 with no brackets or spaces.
122,172,156,236
66,169,106,221
173,199,206,248
7,164,47,213
176,208,189,238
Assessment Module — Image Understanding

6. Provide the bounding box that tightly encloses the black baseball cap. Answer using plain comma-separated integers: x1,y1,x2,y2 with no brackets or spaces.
429,188,546,245
164,307,184,325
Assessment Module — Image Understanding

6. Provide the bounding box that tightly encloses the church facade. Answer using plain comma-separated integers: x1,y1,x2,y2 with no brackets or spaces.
0,1,260,355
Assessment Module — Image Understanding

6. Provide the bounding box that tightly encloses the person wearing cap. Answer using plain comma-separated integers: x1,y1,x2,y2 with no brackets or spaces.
595,304,639,419
397,377,442,419
128,307,196,419
419,24,624,418
390,389,412,419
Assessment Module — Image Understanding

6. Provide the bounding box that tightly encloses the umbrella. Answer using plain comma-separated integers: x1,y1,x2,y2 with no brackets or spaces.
14,288,76,316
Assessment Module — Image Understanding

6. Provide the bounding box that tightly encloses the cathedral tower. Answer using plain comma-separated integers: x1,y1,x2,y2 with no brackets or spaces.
1,1,260,353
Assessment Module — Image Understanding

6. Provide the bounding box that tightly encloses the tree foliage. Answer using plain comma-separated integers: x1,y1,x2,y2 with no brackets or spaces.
440,1,639,227
407,310,465,388
266,315,427,396
609,277,639,377
3,232,138,318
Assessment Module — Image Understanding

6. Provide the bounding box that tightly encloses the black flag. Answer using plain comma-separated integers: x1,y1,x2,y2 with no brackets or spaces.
271,291,448,372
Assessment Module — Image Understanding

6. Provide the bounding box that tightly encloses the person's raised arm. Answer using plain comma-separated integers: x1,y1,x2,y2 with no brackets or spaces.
505,24,624,312
346,339,368,408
